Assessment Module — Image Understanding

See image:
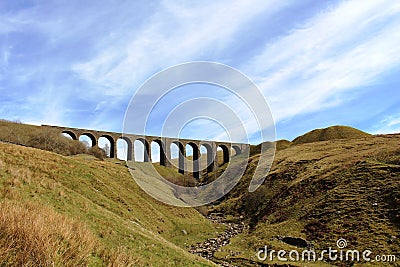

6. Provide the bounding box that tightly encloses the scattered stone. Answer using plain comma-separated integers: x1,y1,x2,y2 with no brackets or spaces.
190,214,244,265
388,235,397,244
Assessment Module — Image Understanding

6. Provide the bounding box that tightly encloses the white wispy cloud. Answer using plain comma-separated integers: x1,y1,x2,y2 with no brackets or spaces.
246,0,400,123
2,0,400,143
372,114,400,134
72,0,400,141
72,0,290,98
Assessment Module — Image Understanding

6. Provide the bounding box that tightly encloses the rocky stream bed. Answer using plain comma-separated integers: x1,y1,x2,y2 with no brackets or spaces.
189,215,245,267
189,215,304,267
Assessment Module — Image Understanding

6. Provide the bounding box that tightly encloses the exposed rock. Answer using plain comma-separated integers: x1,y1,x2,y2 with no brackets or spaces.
278,235,310,248
190,215,244,266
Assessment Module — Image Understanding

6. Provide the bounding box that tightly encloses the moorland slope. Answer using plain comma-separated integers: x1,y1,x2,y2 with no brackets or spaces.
0,142,218,266
209,129,399,266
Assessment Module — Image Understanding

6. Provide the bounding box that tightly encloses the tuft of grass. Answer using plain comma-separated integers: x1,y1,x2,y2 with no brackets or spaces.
0,200,98,267
87,146,107,160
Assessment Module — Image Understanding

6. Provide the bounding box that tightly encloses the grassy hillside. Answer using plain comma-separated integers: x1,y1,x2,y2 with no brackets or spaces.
292,125,371,144
0,142,218,266
0,120,107,159
2,121,398,266
209,133,400,266
275,139,292,150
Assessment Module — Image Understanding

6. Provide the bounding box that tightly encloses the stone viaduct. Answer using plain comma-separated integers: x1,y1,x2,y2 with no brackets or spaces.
42,125,249,179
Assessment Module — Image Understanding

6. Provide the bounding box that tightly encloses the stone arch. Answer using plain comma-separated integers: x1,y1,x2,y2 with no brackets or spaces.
200,143,214,173
117,137,133,161
217,144,229,166
151,139,166,166
62,130,77,140
79,132,97,147
100,135,115,158
135,138,150,162
231,145,241,156
187,142,200,179
171,141,185,174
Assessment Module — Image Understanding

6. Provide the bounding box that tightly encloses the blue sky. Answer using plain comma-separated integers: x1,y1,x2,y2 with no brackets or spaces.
1,0,400,146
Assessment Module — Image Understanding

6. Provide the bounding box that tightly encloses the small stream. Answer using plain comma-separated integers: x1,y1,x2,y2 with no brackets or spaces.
189,215,292,267
190,215,244,267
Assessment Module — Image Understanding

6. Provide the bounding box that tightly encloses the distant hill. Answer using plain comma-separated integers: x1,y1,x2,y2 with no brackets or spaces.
292,125,371,144
275,139,292,150
249,139,292,157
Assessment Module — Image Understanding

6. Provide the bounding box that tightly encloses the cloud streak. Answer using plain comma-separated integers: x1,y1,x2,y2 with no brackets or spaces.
246,0,400,123
72,0,290,97
1,0,400,142
372,114,400,134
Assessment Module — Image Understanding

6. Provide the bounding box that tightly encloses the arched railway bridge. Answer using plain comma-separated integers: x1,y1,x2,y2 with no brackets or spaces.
42,125,249,179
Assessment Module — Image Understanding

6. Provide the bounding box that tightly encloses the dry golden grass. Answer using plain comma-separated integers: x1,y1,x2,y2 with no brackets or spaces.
0,199,144,266
0,200,97,267
100,246,146,267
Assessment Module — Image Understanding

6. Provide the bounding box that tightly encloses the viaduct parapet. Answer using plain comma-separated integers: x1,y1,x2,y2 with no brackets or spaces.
42,125,249,179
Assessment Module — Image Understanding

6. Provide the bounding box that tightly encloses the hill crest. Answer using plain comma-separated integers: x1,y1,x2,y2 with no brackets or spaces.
292,125,370,144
